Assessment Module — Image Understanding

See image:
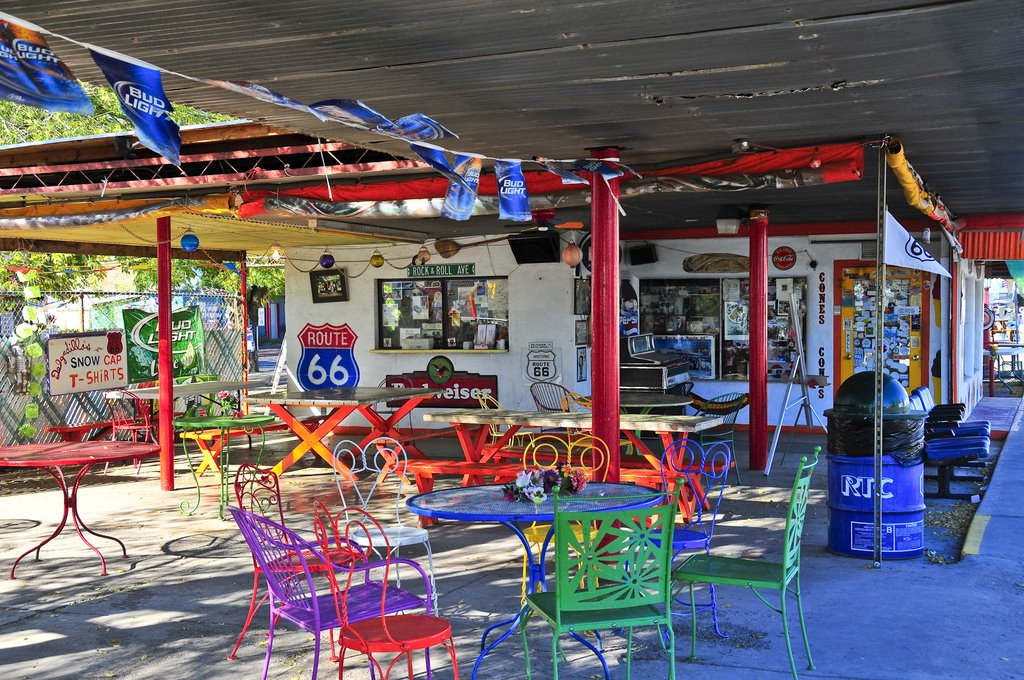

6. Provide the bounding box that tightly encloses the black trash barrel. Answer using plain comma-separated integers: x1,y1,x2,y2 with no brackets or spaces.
824,372,928,559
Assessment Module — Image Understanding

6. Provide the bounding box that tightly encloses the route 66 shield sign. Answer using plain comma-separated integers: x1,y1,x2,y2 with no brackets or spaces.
525,341,559,382
296,323,360,390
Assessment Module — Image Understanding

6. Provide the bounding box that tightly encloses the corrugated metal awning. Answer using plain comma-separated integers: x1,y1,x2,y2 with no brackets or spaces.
960,230,1024,261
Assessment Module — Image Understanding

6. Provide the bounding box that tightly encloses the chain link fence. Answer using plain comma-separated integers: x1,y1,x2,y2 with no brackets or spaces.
0,290,243,446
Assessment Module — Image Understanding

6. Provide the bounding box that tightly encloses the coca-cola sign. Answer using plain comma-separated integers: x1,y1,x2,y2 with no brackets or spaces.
772,246,797,270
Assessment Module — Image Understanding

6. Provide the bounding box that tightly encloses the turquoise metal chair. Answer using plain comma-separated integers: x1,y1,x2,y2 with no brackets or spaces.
672,446,820,679
520,491,677,679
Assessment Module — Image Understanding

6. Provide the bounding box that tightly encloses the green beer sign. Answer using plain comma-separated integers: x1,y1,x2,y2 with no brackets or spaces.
122,306,206,382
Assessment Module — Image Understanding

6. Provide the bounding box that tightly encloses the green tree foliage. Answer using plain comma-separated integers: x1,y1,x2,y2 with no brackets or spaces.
1,82,243,293
128,259,284,299
0,81,232,146
1,252,108,295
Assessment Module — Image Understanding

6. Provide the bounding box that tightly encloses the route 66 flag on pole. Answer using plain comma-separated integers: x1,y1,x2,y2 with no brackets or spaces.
883,211,950,278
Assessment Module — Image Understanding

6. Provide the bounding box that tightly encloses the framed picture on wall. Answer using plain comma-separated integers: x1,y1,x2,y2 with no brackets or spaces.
574,278,592,316
574,318,590,346
309,269,349,303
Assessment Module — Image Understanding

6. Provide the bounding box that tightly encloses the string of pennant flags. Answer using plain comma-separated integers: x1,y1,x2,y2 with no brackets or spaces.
0,11,632,224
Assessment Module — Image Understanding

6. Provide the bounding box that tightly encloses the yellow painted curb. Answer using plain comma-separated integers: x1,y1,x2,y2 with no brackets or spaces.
961,513,991,556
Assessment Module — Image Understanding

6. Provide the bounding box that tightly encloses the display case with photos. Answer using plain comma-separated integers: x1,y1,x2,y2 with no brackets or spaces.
638,280,721,337
637,277,805,380
378,277,509,350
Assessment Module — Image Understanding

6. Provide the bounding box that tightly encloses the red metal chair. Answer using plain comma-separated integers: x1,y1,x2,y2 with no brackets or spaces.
105,390,153,474
314,505,459,679
107,390,155,443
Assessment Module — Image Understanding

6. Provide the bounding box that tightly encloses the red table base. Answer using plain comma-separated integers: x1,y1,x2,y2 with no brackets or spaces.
10,462,126,578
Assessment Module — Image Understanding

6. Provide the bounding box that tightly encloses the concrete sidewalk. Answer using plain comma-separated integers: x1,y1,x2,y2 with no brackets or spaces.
0,430,1021,679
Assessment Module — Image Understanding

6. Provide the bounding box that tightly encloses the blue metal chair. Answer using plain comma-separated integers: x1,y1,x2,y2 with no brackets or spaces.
657,439,732,636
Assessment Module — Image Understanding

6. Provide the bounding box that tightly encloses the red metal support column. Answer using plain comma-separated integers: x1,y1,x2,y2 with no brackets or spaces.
156,216,175,491
747,208,769,470
239,258,250,413
590,147,622,482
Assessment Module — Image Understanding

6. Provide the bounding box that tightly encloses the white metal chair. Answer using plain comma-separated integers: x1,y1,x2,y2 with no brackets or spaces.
331,436,439,613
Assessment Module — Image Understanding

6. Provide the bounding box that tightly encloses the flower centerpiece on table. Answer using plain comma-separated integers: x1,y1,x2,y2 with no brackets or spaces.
502,464,588,504
216,390,239,416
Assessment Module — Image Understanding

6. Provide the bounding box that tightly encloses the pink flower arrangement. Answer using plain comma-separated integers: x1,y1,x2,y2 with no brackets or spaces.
502,464,588,504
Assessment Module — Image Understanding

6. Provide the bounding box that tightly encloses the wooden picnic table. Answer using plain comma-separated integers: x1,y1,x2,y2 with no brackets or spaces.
244,386,443,475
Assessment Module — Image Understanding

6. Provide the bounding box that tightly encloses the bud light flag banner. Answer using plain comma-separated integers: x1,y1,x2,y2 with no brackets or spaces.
0,20,92,114
410,143,473,192
313,100,457,142
571,158,628,180
390,113,457,142
204,78,323,119
495,160,531,221
90,47,181,165
536,159,589,185
441,153,483,221
312,98,393,130
122,306,206,382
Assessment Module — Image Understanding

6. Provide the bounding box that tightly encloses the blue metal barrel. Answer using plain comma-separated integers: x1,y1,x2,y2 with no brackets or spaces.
826,454,925,559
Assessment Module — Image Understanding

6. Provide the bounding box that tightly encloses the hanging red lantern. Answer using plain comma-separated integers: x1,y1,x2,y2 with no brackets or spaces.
562,240,583,267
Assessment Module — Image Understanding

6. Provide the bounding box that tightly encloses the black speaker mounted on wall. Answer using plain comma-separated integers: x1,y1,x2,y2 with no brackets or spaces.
627,243,658,266
508,232,561,264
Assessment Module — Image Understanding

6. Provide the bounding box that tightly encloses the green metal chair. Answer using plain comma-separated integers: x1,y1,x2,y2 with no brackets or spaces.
520,491,678,680
691,391,749,484
671,446,820,679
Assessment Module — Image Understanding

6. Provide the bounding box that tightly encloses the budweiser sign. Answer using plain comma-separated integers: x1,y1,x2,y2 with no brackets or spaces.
772,246,797,270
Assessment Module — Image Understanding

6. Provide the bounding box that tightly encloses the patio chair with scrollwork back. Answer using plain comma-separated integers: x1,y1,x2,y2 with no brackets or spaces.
313,505,459,680
520,490,678,680
229,464,364,661
690,391,749,484
517,434,609,601
107,390,156,444
103,389,154,475
478,392,533,450
332,437,439,613
672,447,820,680
226,506,348,680
530,381,576,412
656,438,732,637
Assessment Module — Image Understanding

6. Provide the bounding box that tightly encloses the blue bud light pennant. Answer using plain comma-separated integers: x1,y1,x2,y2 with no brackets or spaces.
390,113,458,142
410,143,473,192
205,79,322,119
0,19,92,114
311,99,394,130
90,47,180,165
440,153,483,221
535,159,589,185
495,160,531,221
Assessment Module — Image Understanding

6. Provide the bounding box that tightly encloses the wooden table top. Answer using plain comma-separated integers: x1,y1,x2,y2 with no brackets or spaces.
245,386,442,408
619,392,693,409
106,381,255,400
423,408,723,433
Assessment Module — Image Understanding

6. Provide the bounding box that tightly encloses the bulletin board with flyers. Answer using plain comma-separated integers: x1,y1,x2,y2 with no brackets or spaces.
834,261,930,392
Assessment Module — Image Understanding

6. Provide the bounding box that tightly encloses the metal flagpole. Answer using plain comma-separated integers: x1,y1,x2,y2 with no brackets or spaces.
873,141,888,568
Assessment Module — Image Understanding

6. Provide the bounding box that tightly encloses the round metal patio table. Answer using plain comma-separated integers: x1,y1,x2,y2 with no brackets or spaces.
0,441,160,578
406,482,662,679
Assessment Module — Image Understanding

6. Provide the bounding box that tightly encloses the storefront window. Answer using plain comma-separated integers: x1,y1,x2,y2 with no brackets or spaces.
638,277,806,381
378,277,509,350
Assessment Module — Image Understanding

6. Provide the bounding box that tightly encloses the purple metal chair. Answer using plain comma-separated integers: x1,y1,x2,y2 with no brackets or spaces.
227,507,430,680
658,438,732,637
